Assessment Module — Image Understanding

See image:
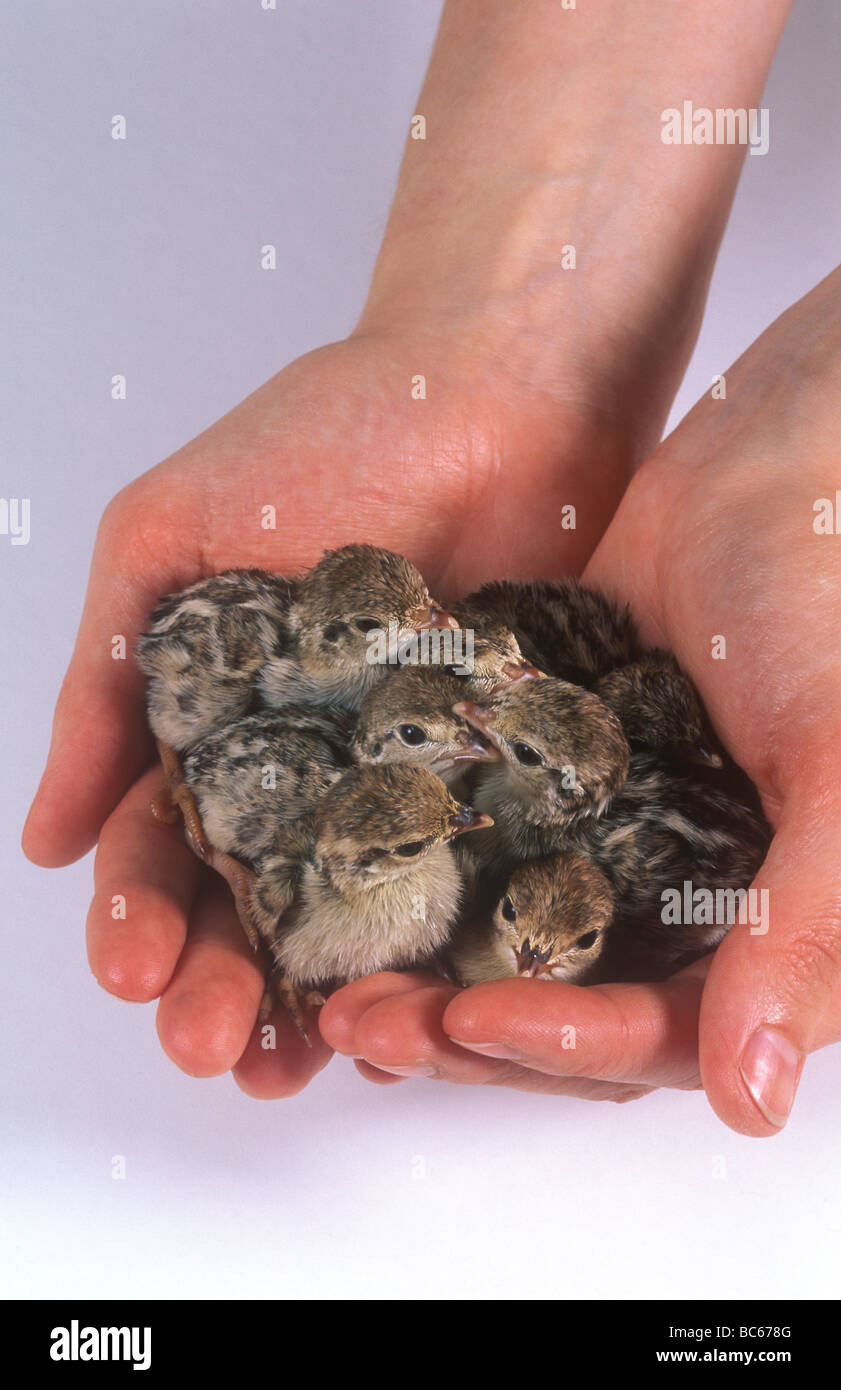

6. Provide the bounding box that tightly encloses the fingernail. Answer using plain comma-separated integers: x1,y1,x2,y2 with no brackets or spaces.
740,1027,801,1128
369,1063,439,1078
447,1039,523,1061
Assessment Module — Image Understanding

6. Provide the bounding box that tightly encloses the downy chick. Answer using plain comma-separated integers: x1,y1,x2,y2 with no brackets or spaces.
179,704,356,948
252,764,492,1035
448,598,543,694
137,544,452,869
595,649,722,767
352,666,499,789
459,578,638,687
450,852,614,986
571,752,772,978
454,679,630,873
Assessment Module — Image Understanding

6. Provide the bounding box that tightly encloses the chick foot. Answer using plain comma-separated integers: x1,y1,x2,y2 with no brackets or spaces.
151,739,211,861
259,970,325,1047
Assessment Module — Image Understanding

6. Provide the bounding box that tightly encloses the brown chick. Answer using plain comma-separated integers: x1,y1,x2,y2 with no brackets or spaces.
595,649,722,767
449,852,614,986
251,764,493,1038
454,678,630,874
458,578,638,687
136,544,452,884
352,666,499,790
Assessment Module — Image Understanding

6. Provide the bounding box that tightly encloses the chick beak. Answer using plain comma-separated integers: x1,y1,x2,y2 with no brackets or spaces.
448,805,494,838
412,601,459,631
452,700,498,742
490,659,545,693
686,740,723,769
515,943,541,977
450,730,500,763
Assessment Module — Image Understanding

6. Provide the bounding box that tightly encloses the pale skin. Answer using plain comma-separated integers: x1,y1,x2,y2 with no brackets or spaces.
25,0,832,1132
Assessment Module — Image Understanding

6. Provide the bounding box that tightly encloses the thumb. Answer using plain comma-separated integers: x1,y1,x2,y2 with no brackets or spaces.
699,774,841,1136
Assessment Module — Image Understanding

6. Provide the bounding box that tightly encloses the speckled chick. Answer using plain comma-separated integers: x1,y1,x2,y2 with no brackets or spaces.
458,578,638,687
454,679,630,873
450,852,614,985
136,544,454,750
570,752,772,977
352,666,499,789
595,649,722,767
182,704,357,862
252,765,493,994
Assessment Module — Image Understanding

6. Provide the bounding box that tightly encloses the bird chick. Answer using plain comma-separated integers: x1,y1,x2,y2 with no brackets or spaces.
176,704,355,949
595,649,722,767
572,752,772,977
454,679,630,872
460,578,637,686
137,545,452,876
352,666,499,788
259,542,456,714
252,764,493,1035
448,598,543,694
450,852,614,986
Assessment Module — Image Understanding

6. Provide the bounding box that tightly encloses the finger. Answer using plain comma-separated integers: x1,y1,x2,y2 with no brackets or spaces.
319,969,444,1054
23,482,205,867
353,1059,408,1085
700,784,841,1136
442,963,707,1090
232,1004,333,1099
86,766,203,1001
329,976,673,1100
155,878,265,1078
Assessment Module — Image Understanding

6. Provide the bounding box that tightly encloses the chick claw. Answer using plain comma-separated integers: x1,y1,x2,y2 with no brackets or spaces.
151,740,212,862
260,972,325,1047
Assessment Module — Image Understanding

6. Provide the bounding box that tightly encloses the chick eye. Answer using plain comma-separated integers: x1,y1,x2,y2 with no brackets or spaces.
443,664,469,679
394,841,425,857
501,896,517,922
354,617,380,633
576,930,599,950
512,741,542,766
397,723,427,746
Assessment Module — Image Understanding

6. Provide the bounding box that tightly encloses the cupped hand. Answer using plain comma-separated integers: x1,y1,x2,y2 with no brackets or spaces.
23,326,634,1095
327,266,841,1132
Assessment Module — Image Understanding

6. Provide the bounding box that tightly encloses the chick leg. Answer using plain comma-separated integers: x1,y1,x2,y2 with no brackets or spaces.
150,740,262,952
150,739,211,861
259,968,325,1047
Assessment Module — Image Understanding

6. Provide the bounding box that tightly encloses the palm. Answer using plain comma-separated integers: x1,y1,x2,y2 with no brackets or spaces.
24,330,635,1097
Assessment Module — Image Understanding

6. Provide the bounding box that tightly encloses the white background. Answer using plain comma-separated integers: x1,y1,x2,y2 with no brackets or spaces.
3,1,841,1300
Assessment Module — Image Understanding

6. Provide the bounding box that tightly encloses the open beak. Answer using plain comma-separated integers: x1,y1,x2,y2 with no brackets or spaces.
452,700,497,741
515,940,552,977
448,805,494,838
412,600,459,631
450,731,500,763
489,659,544,693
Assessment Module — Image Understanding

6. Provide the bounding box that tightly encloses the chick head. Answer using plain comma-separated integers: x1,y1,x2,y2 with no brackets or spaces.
455,678,629,823
293,544,454,688
353,667,499,778
313,763,492,892
491,852,613,981
596,650,721,766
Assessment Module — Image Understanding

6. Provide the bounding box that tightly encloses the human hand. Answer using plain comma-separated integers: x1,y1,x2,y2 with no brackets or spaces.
22,324,638,1095
24,0,793,1099
326,266,841,1132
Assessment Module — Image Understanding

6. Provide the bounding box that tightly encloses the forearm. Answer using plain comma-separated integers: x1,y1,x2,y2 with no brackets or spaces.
357,0,792,457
